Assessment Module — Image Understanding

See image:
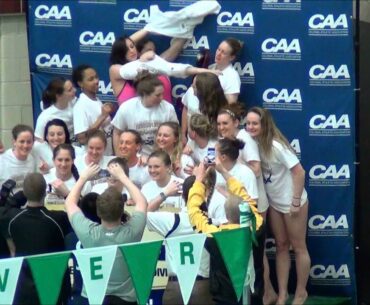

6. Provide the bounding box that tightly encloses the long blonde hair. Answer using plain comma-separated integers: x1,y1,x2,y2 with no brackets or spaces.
248,107,293,158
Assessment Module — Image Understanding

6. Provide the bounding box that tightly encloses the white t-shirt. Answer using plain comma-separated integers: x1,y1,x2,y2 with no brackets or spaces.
207,189,227,225
43,167,77,210
0,149,36,193
141,175,184,209
260,140,308,213
73,93,113,155
216,162,258,200
187,138,217,164
111,97,178,156
129,162,151,189
209,63,241,95
181,87,201,129
32,142,85,171
35,104,74,140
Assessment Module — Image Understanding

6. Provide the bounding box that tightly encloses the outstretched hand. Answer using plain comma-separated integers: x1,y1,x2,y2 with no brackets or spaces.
108,163,127,180
80,163,100,181
193,162,207,182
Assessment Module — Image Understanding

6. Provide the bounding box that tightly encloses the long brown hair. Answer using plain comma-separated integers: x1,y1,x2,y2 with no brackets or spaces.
248,107,293,158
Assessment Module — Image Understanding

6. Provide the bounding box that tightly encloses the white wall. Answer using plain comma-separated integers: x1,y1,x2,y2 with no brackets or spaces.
0,14,33,150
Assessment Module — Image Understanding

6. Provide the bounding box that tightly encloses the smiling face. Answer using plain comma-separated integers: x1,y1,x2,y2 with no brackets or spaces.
215,41,235,68
87,137,106,164
147,156,170,182
79,68,99,97
217,113,239,138
46,125,66,149
156,125,177,152
54,148,73,177
246,112,262,138
119,132,140,160
125,38,138,62
13,131,34,160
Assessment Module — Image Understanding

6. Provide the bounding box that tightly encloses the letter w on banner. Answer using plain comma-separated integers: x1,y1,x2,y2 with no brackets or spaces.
0,257,23,305
165,234,206,305
73,245,117,305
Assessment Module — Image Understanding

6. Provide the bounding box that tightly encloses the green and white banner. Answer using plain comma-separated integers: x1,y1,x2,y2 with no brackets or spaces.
165,234,206,305
0,257,23,305
73,245,117,305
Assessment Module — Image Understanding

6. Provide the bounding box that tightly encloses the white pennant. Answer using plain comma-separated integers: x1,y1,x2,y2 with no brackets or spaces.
73,245,117,305
0,257,23,305
165,234,206,304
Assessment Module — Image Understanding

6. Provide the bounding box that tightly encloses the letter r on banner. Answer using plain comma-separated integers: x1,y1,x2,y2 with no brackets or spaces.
180,242,195,265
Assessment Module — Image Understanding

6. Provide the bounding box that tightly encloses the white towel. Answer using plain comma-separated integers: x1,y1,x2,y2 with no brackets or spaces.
144,1,221,39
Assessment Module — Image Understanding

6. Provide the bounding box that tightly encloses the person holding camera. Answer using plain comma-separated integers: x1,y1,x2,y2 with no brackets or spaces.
0,173,72,305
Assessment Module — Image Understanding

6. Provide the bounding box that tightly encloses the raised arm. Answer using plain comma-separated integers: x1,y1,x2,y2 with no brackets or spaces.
108,163,147,213
65,163,100,220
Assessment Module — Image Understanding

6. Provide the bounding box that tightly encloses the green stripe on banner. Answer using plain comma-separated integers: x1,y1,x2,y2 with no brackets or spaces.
212,227,252,301
119,240,163,305
27,252,70,305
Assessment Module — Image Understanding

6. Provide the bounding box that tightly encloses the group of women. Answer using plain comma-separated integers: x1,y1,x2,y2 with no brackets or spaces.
0,27,310,305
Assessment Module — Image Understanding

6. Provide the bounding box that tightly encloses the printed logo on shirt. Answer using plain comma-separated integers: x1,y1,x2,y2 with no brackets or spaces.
172,84,188,99
79,31,116,53
182,36,210,57
309,64,350,86
169,0,195,8
309,114,350,136
34,5,72,27
261,38,301,61
308,214,349,237
78,0,116,4
123,8,150,31
233,62,255,84
97,80,115,102
262,0,301,11
35,53,72,75
308,14,348,36
262,88,302,111
216,11,254,34
310,264,351,286
308,164,350,187
290,139,301,160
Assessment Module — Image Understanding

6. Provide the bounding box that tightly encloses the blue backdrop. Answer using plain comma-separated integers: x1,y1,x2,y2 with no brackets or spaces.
27,0,356,302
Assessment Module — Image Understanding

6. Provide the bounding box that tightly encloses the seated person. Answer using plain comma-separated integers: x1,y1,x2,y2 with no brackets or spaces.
65,162,147,305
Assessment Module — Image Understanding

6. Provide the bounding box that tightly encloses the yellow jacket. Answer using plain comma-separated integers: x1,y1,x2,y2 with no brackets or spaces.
188,176,263,234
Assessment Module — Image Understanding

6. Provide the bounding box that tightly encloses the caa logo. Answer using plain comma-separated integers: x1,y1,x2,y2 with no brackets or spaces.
262,89,302,111
123,8,149,30
309,64,350,86
182,36,210,57
308,215,349,236
309,164,350,187
310,264,350,285
262,0,301,11
308,14,348,36
35,54,72,74
233,62,255,84
172,84,188,100
217,11,254,34
261,38,301,61
79,31,115,53
290,139,301,159
264,238,276,259
34,5,72,27
309,114,350,136
97,81,115,102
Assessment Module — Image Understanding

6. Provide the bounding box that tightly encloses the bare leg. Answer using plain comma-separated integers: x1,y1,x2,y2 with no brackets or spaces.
283,203,310,305
269,208,290,305
160,38,187,62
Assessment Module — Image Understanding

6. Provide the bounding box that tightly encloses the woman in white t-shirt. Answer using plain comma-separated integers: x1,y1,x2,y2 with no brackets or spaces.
141,151,184,211
154,122,194,179
35,77,76,142
75,130,114,194
0,125,36,194
246,107,310,305
184,113,217,165
43,144,79,210
72,65,114,154
32,119,84,173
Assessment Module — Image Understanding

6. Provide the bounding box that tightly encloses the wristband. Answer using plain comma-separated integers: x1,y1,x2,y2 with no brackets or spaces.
160,192,167,201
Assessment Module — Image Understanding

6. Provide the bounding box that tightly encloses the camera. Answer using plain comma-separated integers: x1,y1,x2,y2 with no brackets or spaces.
205,147,216,165
0,179,16,206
